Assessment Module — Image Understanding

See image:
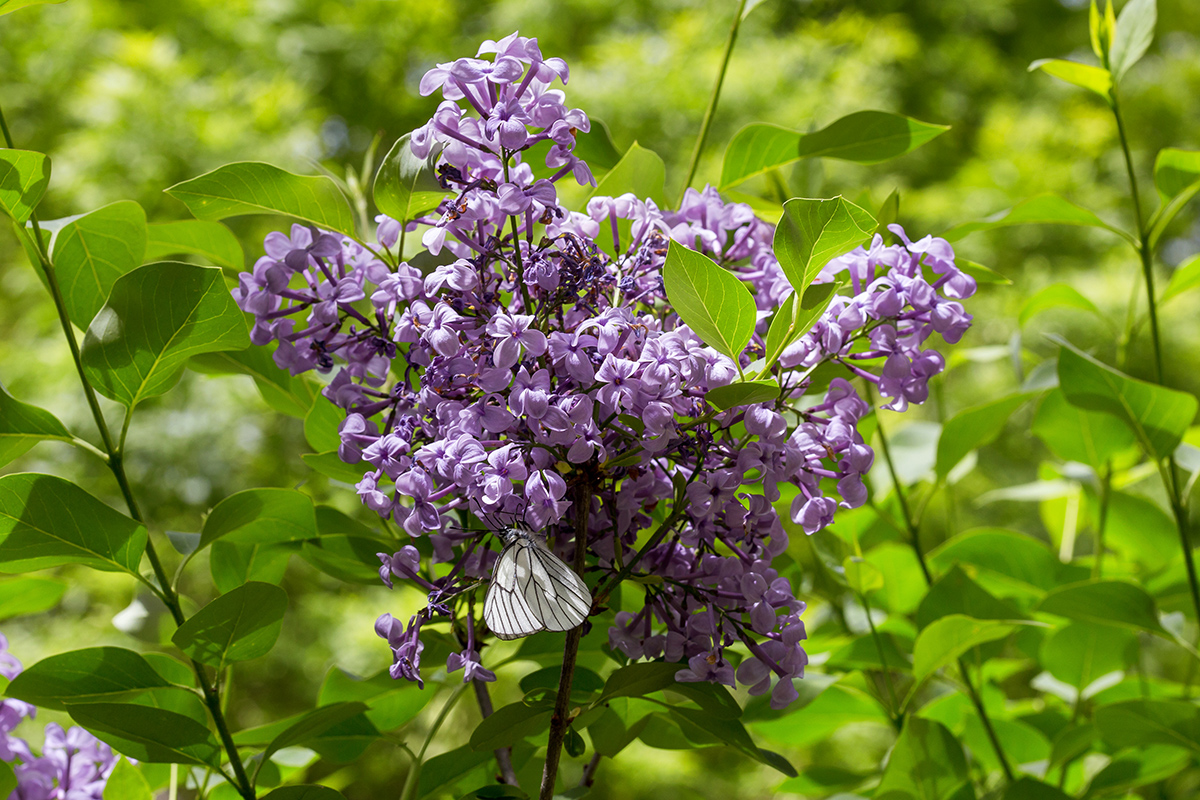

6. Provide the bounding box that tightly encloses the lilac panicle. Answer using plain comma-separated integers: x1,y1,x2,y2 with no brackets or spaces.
233,33,973,706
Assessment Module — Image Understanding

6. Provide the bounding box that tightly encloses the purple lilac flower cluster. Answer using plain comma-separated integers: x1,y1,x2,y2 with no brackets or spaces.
232,32,974,708
0,635,120,800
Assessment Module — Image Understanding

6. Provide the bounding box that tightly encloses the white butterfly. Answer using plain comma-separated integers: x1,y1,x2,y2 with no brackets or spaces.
483,522,592,640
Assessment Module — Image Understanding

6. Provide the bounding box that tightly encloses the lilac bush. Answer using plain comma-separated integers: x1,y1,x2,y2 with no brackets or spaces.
232,32,974,710
0,636,120,800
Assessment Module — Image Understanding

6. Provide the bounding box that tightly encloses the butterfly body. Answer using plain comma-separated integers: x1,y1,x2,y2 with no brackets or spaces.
484,522,592,640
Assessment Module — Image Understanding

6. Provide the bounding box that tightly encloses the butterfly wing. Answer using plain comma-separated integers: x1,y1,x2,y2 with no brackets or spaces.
484,540,544,640
523,539,592,633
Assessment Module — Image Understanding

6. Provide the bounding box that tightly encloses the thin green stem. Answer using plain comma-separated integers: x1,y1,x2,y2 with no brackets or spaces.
1,98,256,800
678,0,749,204
400,684,468,800
1110,91,1200,642
1111,91,1163,383
1092,462,1113,579
867,383,1013,783
859,590,901,729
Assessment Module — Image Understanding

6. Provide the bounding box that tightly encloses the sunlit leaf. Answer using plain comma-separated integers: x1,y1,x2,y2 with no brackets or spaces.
51,201,148,327
1109,0,1156,80
81,262,250,409
199,488,317,549
1018,284,1102,327
935,392,1035,478
1095,699,1200,754
1055,340,1197,460
773,197,874,295
0,385,73,467
584,142,667,209
66,702,221,766
720,112,949,188
372,132,447,225
0,473,146,575
171,581,288,668
144,220,244,269
943,193,1133,244
7,647,173,709
1031,388,1136,469
1028,59,1112,101
166,162,357,236
662,241,757,363
0,149,50,223
1036,579,1167,635
875,717,969,800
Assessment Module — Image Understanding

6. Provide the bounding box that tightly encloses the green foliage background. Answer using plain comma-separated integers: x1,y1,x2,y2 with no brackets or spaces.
2,1,1200,798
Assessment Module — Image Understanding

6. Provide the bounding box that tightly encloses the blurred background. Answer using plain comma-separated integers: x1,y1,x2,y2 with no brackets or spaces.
1,0,1199,797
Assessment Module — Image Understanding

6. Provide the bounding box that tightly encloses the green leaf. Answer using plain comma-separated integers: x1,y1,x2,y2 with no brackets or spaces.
199,488,317,549
1084,744,1192,797
0,0,66,15
662,241,757,363
1040,622,1135,688
570,120,622,176
1002,777,1071,800
67,702,221,766
587,706,652,757
597,662,683,704
773,197,875,295
103,758,152,800
469,702,552,751
943,193,1133,244
719,112,949,188
260,788,347,800
417,745,494,799
304,397,345,453
171,581,288,668
705,379,779,411
373,132,447,225
843,555,884,594
668,706,794,776
0,575,66,619
1160,253,1200,305
959,259,1010,285
760,281,842,372
302,453,369,486
929,528,1082,596
1049,722,1097,769
81,262,250,409
144,220,244,269
0,149,50,223
0,385,73,467
1152,148,1200,203
1055,341,1197,460
519,665,604,696
1032,388,1136,469
1103,490,1177,570
1019,284,1102,327
912,615,1027,685
210,541,294,593
1028,59,1113,101
0,473,147,575
259,702,370,769
6,647,172,709
301,534,390,585
51,201,148,327
826,630,912,672
1149,150,1200,248
1037,580,1167,634
583,142,667,209
190,345,316,419
664,680,743,720
166,162,357,236
875,717,969,800
1109,0,1156,79
753,683,889,746
935,392,1034,478
916,564,1026,628
1094,699,1200,754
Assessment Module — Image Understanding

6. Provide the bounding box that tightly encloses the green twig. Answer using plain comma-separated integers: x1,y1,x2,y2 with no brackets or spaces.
859,590,902,729
0,99,257,800
399,684,468,800
678,0,749,204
